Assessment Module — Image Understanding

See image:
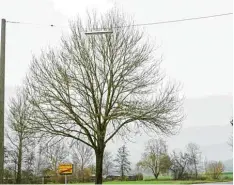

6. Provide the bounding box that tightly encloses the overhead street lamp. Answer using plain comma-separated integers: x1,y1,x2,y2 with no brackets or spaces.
85,30,113,35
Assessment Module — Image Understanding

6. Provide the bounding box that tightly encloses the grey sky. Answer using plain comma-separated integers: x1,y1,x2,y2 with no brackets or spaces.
0,0,232,98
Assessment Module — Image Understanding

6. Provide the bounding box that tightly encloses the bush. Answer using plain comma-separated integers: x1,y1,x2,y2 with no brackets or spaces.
205,161,224,180
196,175,207,181
57,175,65,184
136,173,143,181
144,178,155,181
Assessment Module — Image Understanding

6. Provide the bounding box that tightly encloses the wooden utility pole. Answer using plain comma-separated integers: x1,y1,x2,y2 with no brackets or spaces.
0,18,6,183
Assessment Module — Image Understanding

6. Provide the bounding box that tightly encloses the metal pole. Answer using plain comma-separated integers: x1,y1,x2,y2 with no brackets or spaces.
65,175,67,184
0,18,6,184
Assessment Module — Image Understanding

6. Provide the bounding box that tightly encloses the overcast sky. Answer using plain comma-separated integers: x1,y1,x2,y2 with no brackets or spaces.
0,0,232,99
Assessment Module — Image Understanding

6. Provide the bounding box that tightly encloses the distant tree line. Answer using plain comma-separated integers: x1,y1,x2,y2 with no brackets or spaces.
4,129,225,184
136,139,225,181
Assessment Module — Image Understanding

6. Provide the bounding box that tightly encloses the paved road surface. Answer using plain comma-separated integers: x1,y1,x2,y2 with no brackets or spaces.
193,182,233,185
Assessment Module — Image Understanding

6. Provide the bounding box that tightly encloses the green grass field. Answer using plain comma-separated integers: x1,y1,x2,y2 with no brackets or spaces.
143,176,172,180
222,172,233,176
58,172,233,184
103,172,233,184
221,172,233,179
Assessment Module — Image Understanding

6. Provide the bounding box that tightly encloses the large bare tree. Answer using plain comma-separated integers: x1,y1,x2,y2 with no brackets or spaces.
26,9,183,184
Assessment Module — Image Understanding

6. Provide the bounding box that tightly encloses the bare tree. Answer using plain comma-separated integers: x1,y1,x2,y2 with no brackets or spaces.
4,148,18,181
23,150,35,182
34,144,47,177
71,141,94,182
103,151,114,176
114,145,131,180
43,141,68,176
7,89,34,183
186,143,201,179
26,9,183,184
137,138,171,179
170,151,190,180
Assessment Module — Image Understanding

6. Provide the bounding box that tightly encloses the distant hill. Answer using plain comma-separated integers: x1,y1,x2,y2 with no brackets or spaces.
167,95,233,161
167,125,233,161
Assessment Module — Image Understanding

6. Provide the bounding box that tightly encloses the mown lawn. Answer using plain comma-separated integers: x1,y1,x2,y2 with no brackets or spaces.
221,172,233,179
143,176,172,180
103,173,233,184
58,173,234,184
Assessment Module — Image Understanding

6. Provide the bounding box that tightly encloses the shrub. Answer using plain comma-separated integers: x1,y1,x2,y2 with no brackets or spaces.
205,161,224,180
136,173,143,180
144,178,155,181
196,175,207,181
57,175,65,184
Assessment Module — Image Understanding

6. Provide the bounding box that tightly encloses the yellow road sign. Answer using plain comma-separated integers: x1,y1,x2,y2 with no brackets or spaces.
58,163,73,175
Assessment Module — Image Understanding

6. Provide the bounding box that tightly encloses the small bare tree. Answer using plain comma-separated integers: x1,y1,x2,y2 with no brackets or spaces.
43,141,68,176
114,145,131,180
71,141,94,182
4,148,18,181
186,143,201,179
137,138,171,179
103,151,114,176
34,144,47,177
170,151,190,180
23,150,35,181
7,89,34,184
26,9,183,184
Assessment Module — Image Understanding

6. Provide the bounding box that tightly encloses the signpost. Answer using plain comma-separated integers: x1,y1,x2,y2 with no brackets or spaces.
58,163,73,184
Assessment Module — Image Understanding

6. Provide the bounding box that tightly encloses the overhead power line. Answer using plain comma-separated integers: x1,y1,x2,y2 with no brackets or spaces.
118,12,233,28
6,20,65,28
5,12,233,29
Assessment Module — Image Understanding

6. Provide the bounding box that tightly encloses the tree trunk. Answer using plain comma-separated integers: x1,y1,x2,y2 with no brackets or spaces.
95,148,104,184
121,165,124,181
194,163,198,179
16,138,23,184
81,166,84,182
153,172,160,179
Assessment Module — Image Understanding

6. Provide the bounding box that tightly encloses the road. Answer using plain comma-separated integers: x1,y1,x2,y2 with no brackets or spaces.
193,182,233,185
